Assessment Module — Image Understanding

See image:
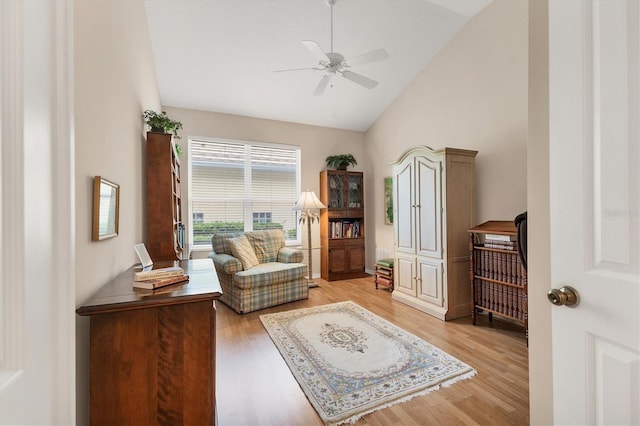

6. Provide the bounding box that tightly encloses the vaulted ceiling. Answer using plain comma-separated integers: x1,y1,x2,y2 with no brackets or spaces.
145,0,492,132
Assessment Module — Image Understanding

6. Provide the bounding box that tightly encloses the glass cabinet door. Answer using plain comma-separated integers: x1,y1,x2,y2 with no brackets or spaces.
348,174,363,208
328,173,344,208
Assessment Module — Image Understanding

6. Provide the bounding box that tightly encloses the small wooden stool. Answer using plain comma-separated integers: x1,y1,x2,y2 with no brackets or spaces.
375,258,394,291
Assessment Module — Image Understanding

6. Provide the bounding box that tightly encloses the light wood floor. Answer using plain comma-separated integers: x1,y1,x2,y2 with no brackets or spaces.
215,277,529,425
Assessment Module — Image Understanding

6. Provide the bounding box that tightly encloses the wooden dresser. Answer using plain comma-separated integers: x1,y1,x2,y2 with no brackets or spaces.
77,259,222,425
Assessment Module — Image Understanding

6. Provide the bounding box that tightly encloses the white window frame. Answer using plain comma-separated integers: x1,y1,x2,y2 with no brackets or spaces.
187,136,302,252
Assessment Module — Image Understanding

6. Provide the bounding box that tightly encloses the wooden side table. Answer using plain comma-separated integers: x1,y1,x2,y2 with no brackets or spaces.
77,258,222,425
375,258,394,291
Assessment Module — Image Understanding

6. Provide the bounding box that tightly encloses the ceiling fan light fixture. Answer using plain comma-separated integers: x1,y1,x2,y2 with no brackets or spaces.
274,0,388,95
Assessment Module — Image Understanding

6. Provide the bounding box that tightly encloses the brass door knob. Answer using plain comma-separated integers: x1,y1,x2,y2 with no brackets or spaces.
547,286,580,307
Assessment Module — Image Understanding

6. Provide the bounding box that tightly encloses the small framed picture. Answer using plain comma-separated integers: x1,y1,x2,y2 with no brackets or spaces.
384,177,393,225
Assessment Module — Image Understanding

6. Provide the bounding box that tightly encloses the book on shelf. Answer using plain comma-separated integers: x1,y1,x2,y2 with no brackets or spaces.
376,276,392,286
376,271,392,280
134,265,184,281
484,233,517,242
484,240,517,250
329,220,362,239
133,274,189,290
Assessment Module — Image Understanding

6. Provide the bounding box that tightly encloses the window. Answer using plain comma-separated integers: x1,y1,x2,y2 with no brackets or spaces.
253,212,272,224
190,138,300,248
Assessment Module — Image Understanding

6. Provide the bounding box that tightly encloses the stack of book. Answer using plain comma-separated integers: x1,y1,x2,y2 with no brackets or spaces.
483,233,517,250
133,266,188,290
374,258,394,291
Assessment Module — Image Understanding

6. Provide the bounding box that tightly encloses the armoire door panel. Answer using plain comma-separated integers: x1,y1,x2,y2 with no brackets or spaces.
395,255,416,296
395,163,414,254
416,157,442,259
417,258,443,306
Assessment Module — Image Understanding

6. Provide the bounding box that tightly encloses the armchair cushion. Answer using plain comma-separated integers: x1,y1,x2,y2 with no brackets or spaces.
212,232,243,255
234,262,307,289
245,230,284,263
227,235,259,270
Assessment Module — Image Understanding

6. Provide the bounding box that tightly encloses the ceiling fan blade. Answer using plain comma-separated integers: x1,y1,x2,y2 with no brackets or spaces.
346,49,389,67
273,67,323,73
341,70,378,89
313,75,331,96
301,40,330,63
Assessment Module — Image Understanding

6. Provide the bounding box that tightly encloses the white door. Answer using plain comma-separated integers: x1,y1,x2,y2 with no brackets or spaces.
0,2,75,424
549,1,639,424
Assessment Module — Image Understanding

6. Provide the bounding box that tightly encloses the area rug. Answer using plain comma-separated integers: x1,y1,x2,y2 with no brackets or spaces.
259,301,476,425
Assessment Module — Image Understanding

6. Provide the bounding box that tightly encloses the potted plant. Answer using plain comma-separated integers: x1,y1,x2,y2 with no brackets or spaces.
143,110,183,139
325,154,357,171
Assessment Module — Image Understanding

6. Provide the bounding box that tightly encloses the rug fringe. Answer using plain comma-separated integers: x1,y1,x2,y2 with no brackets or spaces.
327,369,478,426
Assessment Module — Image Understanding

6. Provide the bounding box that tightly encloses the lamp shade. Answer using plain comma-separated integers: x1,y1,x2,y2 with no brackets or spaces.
293,190,326,210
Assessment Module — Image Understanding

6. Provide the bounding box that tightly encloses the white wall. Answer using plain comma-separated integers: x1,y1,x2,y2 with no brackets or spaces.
73,0,162,422
365,0,528,269
162,106,365,274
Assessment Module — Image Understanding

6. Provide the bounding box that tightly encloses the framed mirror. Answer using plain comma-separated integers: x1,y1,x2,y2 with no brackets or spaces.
92,176,120,241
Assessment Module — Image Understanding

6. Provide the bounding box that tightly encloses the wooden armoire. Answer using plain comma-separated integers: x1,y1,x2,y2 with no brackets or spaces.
391,146,477,320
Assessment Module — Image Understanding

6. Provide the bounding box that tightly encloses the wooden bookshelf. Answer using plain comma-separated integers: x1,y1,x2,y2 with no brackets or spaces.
146,132,184,261
319,170,367,281
469,221,527,340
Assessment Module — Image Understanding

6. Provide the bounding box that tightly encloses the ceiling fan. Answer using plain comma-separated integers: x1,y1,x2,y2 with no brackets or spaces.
274,0,389,96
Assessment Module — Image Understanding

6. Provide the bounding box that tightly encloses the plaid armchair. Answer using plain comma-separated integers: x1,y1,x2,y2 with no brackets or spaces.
208,229,308,314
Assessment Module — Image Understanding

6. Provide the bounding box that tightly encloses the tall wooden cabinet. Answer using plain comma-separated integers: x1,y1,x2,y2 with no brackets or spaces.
147,132,184,261
391,146,477,320
319,170,368,281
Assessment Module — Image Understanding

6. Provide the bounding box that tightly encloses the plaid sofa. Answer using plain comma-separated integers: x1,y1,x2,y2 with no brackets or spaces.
208,229,308,313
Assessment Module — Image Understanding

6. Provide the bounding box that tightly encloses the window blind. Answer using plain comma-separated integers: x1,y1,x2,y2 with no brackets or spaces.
190,139,300,246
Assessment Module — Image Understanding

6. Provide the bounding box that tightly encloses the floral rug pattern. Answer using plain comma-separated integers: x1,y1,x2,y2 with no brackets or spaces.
259,301,476,425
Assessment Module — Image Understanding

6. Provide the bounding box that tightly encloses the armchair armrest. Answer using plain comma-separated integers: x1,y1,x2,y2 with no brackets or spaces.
208,252,243,274
278,247,303,263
